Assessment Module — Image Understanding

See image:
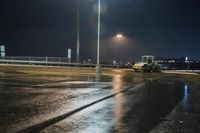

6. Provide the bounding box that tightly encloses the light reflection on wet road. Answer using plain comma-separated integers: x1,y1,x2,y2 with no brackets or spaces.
0,68,189,133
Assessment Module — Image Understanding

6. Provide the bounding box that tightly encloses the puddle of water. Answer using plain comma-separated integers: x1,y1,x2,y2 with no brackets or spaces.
112,79,188,133
42,79,189,133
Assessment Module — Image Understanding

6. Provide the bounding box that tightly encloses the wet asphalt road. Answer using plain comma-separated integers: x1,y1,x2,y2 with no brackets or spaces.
0,66,192,133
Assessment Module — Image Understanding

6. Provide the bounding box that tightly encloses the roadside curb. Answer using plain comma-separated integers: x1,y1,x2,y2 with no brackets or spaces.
162,70,199,75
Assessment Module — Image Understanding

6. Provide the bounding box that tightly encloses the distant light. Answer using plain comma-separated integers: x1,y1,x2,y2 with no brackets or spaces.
116,34,123,39
185,57,188,61
88,59,91,62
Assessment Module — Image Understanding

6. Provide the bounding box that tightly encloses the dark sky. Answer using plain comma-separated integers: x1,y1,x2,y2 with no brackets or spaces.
0,0,200,62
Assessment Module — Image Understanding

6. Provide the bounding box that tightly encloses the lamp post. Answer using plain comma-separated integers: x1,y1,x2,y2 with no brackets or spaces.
185,57,190,70
76,0,80,63
116,34,123,67
95,0,101,75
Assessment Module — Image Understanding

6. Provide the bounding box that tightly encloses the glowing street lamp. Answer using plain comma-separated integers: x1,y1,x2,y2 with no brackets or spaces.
116,34,123,40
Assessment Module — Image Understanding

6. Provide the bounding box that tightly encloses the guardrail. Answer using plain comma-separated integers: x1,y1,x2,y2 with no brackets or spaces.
0,56,119,68
0,56,69,63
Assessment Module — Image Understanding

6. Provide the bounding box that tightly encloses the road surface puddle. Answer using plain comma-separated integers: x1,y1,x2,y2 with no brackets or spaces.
40,78,189,133
111,79,189,133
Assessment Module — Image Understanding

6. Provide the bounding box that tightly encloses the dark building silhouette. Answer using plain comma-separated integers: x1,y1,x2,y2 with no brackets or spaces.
156,57,200,70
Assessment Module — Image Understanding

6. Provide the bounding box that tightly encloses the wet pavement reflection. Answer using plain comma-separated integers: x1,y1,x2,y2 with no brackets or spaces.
112,79,186,133
0,69,190,133
183,84,189,113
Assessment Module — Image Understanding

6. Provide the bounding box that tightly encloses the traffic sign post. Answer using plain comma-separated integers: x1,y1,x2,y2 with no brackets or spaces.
0,45,5,57
68,49,71,63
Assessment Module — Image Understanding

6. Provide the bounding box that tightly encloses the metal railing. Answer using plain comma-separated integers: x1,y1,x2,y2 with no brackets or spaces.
0,56,120,68
0,56,96,67
0,56,70,62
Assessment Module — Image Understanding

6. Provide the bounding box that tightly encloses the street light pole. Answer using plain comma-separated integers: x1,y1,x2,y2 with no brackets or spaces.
76,0,80,63
116,34,123,67
96,0,101,75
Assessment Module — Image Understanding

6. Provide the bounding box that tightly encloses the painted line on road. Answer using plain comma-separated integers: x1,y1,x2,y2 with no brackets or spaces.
17,82,145,133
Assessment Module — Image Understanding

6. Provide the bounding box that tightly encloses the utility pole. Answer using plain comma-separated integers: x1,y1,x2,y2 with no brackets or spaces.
95,0,102,75
76,0,80,63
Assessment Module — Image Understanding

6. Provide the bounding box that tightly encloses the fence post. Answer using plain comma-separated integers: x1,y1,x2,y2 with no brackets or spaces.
29,57,31,64
12,56,14,64
46,57,48,65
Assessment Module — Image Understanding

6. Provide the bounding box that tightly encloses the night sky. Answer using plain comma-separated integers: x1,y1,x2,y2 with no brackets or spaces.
0,0,200,62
